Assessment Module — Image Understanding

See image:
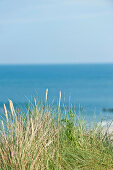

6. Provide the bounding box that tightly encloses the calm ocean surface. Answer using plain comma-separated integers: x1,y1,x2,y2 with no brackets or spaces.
0,64,113,123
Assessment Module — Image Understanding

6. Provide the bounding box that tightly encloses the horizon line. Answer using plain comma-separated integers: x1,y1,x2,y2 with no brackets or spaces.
0,62,113,66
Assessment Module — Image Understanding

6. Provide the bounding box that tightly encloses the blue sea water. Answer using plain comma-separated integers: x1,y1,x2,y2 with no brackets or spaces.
0,64,113,123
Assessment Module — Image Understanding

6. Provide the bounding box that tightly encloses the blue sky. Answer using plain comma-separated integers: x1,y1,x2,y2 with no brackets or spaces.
0,0,113,64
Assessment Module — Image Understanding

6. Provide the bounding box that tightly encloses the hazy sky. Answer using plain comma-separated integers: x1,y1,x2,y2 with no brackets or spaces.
0,0,113,64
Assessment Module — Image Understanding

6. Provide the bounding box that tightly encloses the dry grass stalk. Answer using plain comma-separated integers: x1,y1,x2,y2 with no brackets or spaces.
30,116,34,135
34,98,38,114
1,121,5,133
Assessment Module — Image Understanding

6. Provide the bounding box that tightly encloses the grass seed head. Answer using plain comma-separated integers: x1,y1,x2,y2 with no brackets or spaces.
45,88,48,101
3,104,8,122
9,99,15,117
59,91,61,108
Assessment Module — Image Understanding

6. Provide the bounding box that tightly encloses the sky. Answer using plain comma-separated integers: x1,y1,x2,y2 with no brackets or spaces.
0,0,113,64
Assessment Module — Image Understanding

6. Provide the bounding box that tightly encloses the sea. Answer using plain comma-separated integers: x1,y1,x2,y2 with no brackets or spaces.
0,64,113,123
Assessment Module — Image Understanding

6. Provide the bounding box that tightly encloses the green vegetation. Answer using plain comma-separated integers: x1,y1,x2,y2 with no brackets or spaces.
0,93,113,170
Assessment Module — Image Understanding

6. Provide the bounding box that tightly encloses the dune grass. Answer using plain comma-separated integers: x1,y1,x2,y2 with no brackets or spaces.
0,92,113,169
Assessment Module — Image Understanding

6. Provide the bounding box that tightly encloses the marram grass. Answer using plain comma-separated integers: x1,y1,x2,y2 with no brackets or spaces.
0,94,113,169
